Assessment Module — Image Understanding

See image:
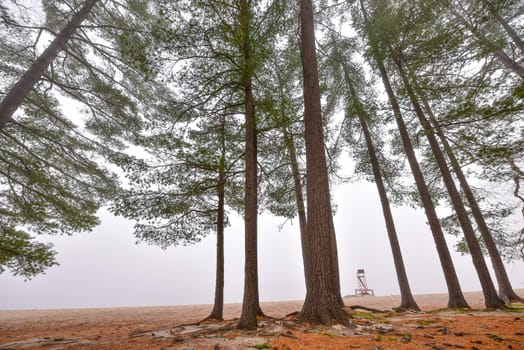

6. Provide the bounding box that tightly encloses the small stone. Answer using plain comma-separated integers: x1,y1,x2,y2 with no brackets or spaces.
399,334,411,343
471,340,482,344
453,332,464,336
487,333,504,342
332,324,346,331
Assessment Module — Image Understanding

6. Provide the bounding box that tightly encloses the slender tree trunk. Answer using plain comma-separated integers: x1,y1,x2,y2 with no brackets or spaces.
420,97,524,304
493,13,524,54
393,53,505,308
451,8,524,78
298,0,348,326
482,1,524,54
207,118,227,321
238,0,263,330
0,0,98,129
360,0,469,309
345,77,419,311
282,124,309,285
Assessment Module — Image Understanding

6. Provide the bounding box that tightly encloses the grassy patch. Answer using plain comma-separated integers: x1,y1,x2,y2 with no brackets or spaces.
502,307,524,313
253,343,271,349
417,319,439,327
353,311,388,323
320,331,337,338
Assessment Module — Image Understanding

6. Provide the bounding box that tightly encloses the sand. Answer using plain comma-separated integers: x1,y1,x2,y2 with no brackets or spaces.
1,289,523,349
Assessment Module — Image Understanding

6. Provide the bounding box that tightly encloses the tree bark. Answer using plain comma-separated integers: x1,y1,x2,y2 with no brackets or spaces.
298,0,348,326
0,0,99,130
282,124,309,286
421,96,524,304
360,0,469,309
237,77,263,330
207,117,227,321
345,76,419,311
393,53,505,308
238,0,263,330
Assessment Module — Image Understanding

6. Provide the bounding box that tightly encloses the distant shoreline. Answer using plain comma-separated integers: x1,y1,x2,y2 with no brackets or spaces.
1,289,522,317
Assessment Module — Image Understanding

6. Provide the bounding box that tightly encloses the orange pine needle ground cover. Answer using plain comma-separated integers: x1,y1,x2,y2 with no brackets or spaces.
1,291,523,349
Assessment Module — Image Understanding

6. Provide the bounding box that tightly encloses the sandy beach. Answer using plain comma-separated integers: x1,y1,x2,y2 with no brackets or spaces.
1,289,523,349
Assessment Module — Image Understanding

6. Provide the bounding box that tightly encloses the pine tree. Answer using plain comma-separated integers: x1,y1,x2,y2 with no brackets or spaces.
298,0,349,326
358,0,470,308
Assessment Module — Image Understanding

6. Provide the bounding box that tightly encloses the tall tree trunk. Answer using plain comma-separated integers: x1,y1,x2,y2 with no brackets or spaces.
207,117,227,321
345,76,419,311
451,7,524,78
238,0,263,330
420,96,524,304
282,124,309,285
238,77,263,330
361,0,469,309
0,0,98,129
298,0,348,326
393,53,506,308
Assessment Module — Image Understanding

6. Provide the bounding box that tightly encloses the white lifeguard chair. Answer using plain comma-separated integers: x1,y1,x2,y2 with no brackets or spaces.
355,269,374,296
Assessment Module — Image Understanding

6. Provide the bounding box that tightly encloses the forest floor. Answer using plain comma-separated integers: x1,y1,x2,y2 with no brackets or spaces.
0,290,523,349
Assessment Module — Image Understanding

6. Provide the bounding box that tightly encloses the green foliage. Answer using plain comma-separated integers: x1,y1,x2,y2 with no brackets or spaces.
0,225,57,278
0,0,156,277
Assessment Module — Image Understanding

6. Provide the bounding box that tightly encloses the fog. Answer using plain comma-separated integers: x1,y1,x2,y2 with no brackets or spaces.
1,181,523,310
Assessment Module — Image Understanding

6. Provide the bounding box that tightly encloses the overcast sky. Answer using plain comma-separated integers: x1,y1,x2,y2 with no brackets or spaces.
1,178,522,310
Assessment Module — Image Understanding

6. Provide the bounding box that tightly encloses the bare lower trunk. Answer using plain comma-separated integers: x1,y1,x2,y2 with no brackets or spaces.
0,0,98,129
346,78,419,311
283,125,309,286
394,54,505,309
422,99,523,304
208,184,225,320
238,78,263,330
298,0,348,326
207,118,227,321
360,113,419,311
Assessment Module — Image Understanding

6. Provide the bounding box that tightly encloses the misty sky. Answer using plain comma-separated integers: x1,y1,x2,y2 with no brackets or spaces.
1,179,522,310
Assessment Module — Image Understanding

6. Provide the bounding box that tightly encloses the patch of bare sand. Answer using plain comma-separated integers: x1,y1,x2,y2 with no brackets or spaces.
0,289,522,349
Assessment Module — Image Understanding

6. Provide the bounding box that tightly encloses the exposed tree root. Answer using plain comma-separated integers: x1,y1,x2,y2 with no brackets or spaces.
347,305,388,313
197,315,224,324
393,305,421,312
298,303,352,327
508,295,524,304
